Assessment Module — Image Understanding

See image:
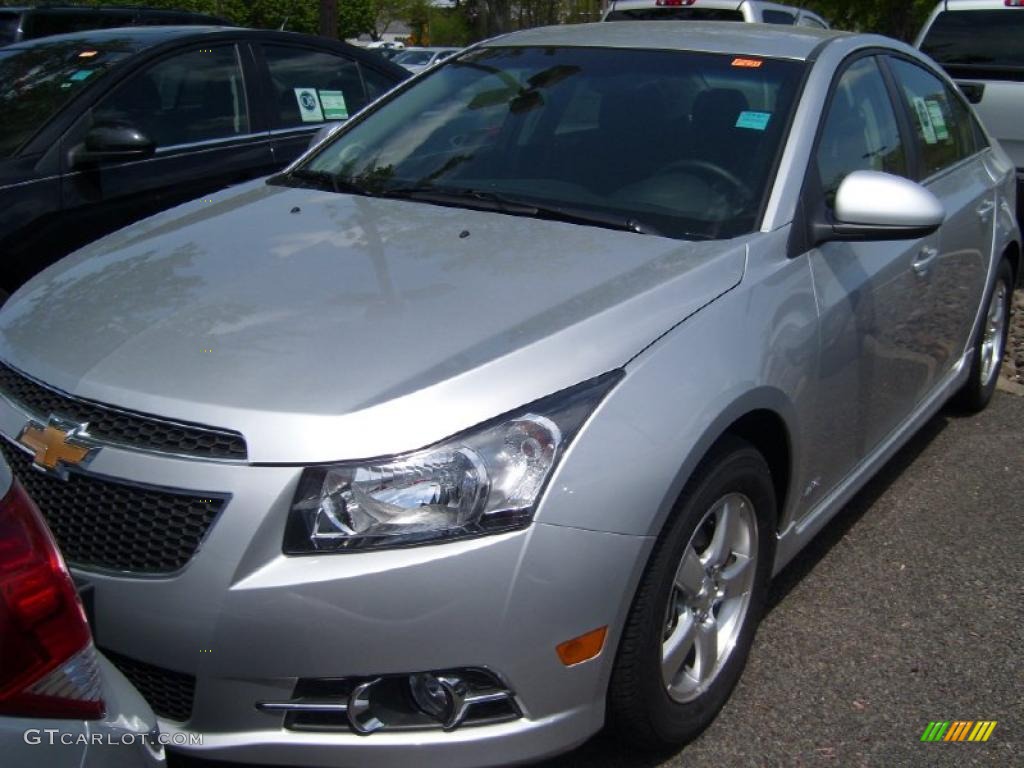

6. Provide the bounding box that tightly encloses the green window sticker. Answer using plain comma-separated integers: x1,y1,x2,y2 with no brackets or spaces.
293,88,324,122
735,111,771,131
912,96,937,144
925,99,950,142
319,90,349,120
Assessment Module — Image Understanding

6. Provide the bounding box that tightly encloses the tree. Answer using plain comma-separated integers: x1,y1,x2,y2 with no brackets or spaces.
319,0,338,38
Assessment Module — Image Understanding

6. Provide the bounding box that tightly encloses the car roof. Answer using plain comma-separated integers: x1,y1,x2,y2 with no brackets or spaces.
0,25,408,57
0,24,231,52
484,20,846,61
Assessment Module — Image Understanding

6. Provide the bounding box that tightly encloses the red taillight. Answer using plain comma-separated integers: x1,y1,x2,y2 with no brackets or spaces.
1006,0,1024,7
656,0,696,6
0,479,104,719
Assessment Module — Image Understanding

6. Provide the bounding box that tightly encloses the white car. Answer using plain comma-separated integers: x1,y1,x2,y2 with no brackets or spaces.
604,0,829,27
916,0,1024,223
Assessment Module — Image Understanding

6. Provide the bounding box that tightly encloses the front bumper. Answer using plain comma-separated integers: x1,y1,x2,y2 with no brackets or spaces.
0,381,652,767
93,519,649,767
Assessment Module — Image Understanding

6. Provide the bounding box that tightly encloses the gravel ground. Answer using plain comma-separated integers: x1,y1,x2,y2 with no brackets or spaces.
170,392,1024,768
1003,289,1024,386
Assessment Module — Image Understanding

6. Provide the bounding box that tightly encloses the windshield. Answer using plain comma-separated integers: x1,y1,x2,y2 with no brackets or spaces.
605,8,744,21
0,12,20,45
290,46,804,240
921,10,1024,69
0,40,130,158
395,50,435,66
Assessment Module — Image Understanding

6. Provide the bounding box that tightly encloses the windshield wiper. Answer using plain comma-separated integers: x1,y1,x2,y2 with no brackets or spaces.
379,185,661,236
277,168,374,196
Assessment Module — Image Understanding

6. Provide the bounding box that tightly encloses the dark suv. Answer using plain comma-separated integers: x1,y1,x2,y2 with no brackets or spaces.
0,4,232,45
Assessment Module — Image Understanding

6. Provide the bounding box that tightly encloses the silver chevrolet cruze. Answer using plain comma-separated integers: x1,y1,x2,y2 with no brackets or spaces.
0,21,1018,768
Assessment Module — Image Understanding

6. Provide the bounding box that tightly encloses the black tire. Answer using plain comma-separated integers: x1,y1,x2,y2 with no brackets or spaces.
606,436,775,751
952,258,1013,413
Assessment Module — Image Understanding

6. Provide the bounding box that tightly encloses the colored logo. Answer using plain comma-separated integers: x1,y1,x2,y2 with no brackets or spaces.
920,721,997,742
17,417,95,479
299,91,318,112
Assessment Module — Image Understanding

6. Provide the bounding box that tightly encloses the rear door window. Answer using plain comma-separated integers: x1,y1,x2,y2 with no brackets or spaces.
888,58,977,179
262,45,369,128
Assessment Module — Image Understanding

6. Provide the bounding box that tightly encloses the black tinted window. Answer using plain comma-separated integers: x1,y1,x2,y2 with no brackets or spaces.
763,10,795,25
817,57,907,203
26,11,131,39
0,12,20,44
94,45,249,148
605,8,743,21
888,58,976,178
263,45,368,128
921,10,1024,69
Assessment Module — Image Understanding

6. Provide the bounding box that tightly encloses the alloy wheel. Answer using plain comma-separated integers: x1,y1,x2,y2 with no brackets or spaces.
661,492,758,703
980,281,1008,387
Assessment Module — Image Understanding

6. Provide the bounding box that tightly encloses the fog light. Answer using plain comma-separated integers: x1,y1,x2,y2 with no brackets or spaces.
409,673,453,722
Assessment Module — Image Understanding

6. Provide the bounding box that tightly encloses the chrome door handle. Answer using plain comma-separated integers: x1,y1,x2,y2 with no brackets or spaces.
912,246,938,277
976,200,995,222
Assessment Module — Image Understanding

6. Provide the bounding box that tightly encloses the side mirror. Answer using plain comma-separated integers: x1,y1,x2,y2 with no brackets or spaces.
812,170,945,245
73,123,156,166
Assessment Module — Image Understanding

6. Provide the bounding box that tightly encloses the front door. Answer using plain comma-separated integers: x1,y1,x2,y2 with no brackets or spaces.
59,42,275,255
802,55,942,500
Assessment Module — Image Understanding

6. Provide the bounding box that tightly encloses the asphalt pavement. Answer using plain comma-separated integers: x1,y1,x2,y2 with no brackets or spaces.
171,392,1024,768
541,392,1024,768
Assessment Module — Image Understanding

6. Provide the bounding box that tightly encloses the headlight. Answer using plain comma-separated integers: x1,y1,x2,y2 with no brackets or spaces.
284,372,621,553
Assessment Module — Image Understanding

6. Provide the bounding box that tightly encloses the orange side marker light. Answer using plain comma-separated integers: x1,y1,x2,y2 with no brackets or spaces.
556,626,608,666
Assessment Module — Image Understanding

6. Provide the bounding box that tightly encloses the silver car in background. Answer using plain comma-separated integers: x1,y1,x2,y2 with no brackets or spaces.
603,0,829,27
916,0,1024,222
0,21,1018,768
392,46,460,73
0,459,165,767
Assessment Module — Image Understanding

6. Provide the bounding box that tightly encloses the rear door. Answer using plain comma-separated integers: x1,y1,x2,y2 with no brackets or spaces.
885,55,992,372
59,39,275,250
255,42,399,168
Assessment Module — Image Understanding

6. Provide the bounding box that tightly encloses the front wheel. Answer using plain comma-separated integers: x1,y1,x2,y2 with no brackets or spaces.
953,258,1013,413
607,437,775,750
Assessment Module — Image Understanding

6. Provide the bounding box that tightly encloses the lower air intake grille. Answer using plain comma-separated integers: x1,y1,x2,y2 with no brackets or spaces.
0,440,227,575
102,649,196,723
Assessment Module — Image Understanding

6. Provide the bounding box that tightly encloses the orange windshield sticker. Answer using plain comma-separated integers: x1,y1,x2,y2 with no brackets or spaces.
731,58,763,68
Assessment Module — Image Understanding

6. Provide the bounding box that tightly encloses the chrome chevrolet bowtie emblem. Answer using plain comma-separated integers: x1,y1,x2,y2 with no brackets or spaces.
17,417,96,479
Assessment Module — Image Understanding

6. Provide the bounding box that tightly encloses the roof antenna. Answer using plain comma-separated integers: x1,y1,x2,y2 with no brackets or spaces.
279,15,289,31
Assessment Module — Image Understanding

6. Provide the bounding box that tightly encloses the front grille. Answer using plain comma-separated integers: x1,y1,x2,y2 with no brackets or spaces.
101,648,196,722
0,440,227,574
0,362,247,460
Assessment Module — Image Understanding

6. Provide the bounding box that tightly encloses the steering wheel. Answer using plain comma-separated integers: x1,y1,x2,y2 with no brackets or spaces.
658,159,752,203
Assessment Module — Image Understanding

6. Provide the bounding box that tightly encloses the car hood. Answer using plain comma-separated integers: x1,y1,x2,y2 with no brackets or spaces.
0,181,748,463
